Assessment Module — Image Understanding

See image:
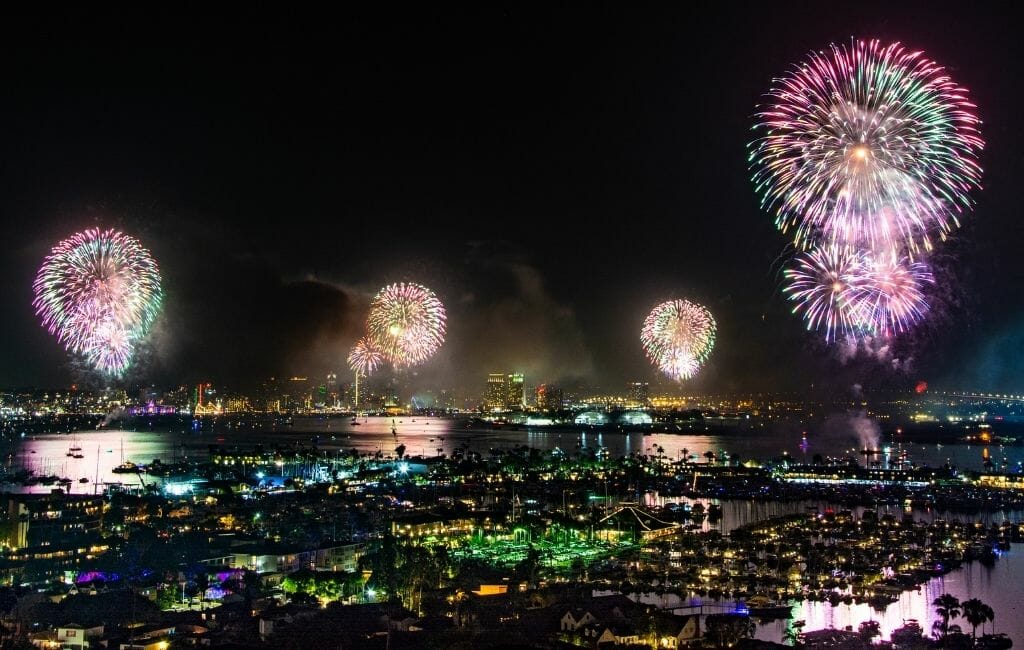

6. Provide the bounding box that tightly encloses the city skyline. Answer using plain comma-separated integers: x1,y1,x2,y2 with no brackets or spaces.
2,5,1022,396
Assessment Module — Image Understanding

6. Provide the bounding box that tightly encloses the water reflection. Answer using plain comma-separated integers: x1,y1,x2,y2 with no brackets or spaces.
2,418,1022,641
756,545,1023,643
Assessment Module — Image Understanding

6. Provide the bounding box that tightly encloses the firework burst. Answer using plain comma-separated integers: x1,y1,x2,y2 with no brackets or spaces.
33,228,162,376
750,38,984,254
784,245,870,343
366,283,446,368
347,337,384,377
784,246,933,342
641,299,717,381
858,253,934,336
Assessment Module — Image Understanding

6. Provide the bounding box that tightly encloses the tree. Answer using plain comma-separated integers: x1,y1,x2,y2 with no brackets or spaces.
783,619,805,647
704,451,716,466
961,598,994,640
704,613,755,648
933,593,961,644
858,620,880,644
156,585,178,610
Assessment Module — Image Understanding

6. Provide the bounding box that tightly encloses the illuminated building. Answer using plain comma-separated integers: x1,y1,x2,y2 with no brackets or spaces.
485,374,507,411
326,372,339,406
627,381,649,407
192,383,223,416
485,373,525,412
283,376,312,411
506,373,525,409
595,504,680,543
391,513,476,544
2,494,106,550
256,377,281,413
535,384,563,411
224,396,249,413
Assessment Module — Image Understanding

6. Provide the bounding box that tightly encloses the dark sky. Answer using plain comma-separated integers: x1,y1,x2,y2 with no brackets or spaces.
1,4,1022,396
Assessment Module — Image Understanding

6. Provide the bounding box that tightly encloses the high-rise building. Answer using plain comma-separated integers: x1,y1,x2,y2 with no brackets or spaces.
506,373,525,410
485,374,507,412
326,372,339,406
535,384,563,412
628,381,650,407
273,376,313,411
257,377,281,413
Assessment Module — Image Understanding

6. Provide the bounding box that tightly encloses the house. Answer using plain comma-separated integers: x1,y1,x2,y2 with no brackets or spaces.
28,623,105,650
595,622,641,646
560,608,598,631
596,504,680,543
656,614,700,648
57,624,105,650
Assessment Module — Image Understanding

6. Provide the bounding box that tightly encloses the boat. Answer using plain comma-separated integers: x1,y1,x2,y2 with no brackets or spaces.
979,633,1013,650
891,620,924,645
79,478,89,483
745,596,792,619
111,461,140,474
72,453,84,459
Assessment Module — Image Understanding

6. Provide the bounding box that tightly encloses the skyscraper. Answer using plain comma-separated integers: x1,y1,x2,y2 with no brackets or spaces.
628,381,650,407
485,374,507,412
506,373,525,410
535,384,563,412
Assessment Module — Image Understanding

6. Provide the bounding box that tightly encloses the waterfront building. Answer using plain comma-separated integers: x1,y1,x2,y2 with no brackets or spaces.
507,373,525,410
485,374,507,412
2,493,105,550
628,381,650,407
535,383,563,412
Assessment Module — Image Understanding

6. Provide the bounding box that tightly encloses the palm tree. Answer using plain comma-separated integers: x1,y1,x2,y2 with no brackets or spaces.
704,450,716,466
961,598,994,640
681,448,689,464
933,593,961,644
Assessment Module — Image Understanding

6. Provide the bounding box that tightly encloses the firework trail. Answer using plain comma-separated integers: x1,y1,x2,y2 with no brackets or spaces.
33,228,162,376
641,299,716,381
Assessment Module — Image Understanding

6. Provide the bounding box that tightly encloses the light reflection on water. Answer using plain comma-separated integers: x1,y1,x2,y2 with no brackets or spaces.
2,414,1022,489
2,430,188,493
1,418,1022,640
755,545,1024,643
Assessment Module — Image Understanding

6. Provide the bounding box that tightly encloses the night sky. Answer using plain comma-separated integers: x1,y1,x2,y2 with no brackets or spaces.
1,5,1022,395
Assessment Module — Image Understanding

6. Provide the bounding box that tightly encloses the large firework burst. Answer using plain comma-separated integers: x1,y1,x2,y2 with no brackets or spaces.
641,299,717,381
33,228,162,376
366,283,446,368
750,39,984,254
